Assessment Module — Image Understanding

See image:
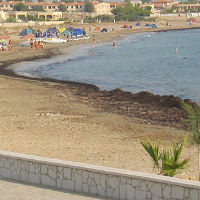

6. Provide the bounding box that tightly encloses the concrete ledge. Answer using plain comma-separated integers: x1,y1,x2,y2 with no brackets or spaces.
0,150,199,200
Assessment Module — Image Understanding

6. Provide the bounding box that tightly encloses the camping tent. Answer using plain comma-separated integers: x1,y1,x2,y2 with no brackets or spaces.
19,28,36,38
145,23,151,27
135,22,140,26
59,27,66,33
72,29,85,37
101,28,108,33
123,24,132,28
66,26,74,33
152,24,157,28
123,24,129,28
189,18,196,22
60,30,71,37
43,27,59,37
94,27,101,31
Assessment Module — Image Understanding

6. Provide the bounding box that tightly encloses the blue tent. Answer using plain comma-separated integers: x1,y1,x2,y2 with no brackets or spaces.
19,28,36,37
43,27,59,37
72,29,85,37
145,23,151,27
135,22,140,26
67,26,74,33
152,24,157,28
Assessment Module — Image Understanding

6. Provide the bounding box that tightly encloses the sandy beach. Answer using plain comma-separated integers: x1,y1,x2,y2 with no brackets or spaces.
0,21,200,180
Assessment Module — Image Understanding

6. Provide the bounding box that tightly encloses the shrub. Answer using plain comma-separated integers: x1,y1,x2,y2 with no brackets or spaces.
141,136,189,177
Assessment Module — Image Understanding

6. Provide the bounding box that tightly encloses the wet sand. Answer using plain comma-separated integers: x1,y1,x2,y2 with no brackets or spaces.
0,22,199,180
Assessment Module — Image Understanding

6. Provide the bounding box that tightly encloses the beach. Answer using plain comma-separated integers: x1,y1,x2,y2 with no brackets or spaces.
0,21,200,180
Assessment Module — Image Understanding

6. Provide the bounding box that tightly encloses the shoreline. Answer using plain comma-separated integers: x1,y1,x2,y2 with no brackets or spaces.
0,25,199,129
0,24,199,179
2,25,200,91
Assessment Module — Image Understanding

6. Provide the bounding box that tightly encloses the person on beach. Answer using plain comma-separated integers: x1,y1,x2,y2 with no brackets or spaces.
38,41,44,50
93,36,96,44
3,42,7,51
113,40,116,48
34,40,38,51
8,39,13,51
30,39,33,49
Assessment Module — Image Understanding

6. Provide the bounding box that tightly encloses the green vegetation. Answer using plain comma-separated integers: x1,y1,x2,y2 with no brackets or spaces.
58,17,69,21
142,0,152,4
26,15,46,21
181,0,199,4
84,0,95,12
141,136,189,177
31,6,45,12
6,16,16,23
112,3,151,22
161,6,177,14
182,103,200,143
84,14,113,23
182,102,200,180
13,3,28,11
61,0,75,2
59,4,67,12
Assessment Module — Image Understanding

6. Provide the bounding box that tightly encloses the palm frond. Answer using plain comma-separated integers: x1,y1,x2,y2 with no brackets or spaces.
182,102,200,143
160,135,189,177
141,139,161,168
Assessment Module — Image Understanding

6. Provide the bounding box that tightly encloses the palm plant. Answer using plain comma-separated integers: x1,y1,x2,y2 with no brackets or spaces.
141,136,189,177
182,102,200,180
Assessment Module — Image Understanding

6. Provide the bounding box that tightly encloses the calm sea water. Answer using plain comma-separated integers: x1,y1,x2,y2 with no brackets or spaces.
13,29,200,102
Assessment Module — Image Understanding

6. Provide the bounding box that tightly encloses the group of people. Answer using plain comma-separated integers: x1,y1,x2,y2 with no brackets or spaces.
0,39,13,52
30,39,44,51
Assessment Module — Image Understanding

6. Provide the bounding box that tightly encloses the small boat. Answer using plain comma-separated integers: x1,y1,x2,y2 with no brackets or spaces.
42,37,67,44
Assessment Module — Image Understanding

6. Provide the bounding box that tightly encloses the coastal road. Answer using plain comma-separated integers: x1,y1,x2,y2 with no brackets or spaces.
0,179,111,200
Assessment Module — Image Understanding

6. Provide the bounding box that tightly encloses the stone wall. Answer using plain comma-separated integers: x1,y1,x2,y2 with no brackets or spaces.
0,150,199,200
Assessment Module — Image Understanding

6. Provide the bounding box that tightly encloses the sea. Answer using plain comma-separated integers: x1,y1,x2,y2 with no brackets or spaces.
13,29,200,103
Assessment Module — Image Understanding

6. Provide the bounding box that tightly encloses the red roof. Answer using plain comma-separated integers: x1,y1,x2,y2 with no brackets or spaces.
154,4,161,7
0,1,85,6
109,2,125,6
0,1,20,5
